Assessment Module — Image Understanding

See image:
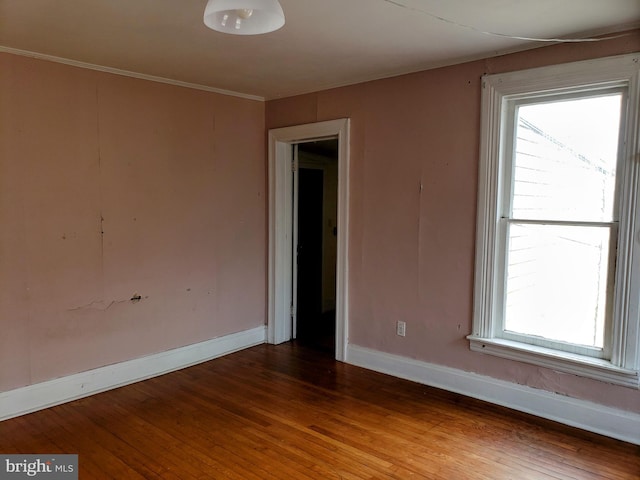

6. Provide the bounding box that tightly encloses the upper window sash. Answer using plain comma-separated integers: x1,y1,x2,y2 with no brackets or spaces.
501,87,626,223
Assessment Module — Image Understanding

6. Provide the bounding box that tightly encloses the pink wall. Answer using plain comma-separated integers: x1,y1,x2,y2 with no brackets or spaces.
2,30,638,414
266,31,640,413
0,54,266,391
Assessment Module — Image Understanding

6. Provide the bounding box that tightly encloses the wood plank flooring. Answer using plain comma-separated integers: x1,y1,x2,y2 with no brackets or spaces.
1,343,638,479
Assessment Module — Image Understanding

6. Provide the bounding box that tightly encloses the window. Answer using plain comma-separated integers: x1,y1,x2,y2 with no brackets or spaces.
469,53,640,387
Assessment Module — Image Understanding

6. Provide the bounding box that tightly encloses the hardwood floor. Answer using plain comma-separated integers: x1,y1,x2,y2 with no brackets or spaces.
1,343,638,479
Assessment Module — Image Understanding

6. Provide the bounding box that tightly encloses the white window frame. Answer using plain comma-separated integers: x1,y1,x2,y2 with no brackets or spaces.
469,53,640,388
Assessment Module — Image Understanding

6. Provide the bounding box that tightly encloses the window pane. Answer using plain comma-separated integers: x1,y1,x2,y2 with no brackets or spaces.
512,95,621,222
504,223,610,349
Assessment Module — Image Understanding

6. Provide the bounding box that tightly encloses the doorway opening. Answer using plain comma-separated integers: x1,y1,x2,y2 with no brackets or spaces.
294,140,339,354
267,118,350,361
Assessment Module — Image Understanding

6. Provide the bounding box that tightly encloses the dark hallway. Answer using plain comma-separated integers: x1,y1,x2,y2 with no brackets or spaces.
295,141,338,354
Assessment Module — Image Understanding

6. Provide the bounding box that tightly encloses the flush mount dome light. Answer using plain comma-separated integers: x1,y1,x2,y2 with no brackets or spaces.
203,0,285,35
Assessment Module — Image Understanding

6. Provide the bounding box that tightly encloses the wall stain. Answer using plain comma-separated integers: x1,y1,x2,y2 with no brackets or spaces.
67,300,119,312
68,294,146,312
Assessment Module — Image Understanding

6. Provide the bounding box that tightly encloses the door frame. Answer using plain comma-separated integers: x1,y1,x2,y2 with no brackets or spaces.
267,118,350,361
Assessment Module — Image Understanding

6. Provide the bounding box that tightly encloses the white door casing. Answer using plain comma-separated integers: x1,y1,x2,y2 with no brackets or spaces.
267,118,350,361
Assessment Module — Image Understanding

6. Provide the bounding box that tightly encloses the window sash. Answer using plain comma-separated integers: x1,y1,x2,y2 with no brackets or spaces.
494,89,624,359
501,88,625,224
495,218,617,359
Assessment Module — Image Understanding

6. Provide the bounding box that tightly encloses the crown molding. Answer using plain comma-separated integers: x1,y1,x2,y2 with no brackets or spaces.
0,46,265,102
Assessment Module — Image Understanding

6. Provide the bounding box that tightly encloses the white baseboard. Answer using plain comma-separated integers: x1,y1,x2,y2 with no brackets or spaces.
347,344,640,445
0,326,266,421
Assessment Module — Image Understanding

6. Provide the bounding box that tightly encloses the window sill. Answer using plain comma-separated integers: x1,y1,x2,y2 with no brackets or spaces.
467,336,639,388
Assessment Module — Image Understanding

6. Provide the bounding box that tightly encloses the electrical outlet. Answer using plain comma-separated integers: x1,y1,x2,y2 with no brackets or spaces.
396,320,406,337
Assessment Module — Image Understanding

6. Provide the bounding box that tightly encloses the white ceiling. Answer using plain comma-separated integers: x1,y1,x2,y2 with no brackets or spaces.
1,0,639,100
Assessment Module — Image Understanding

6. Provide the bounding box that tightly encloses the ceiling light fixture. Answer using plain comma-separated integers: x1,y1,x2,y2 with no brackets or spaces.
203,0,285,35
